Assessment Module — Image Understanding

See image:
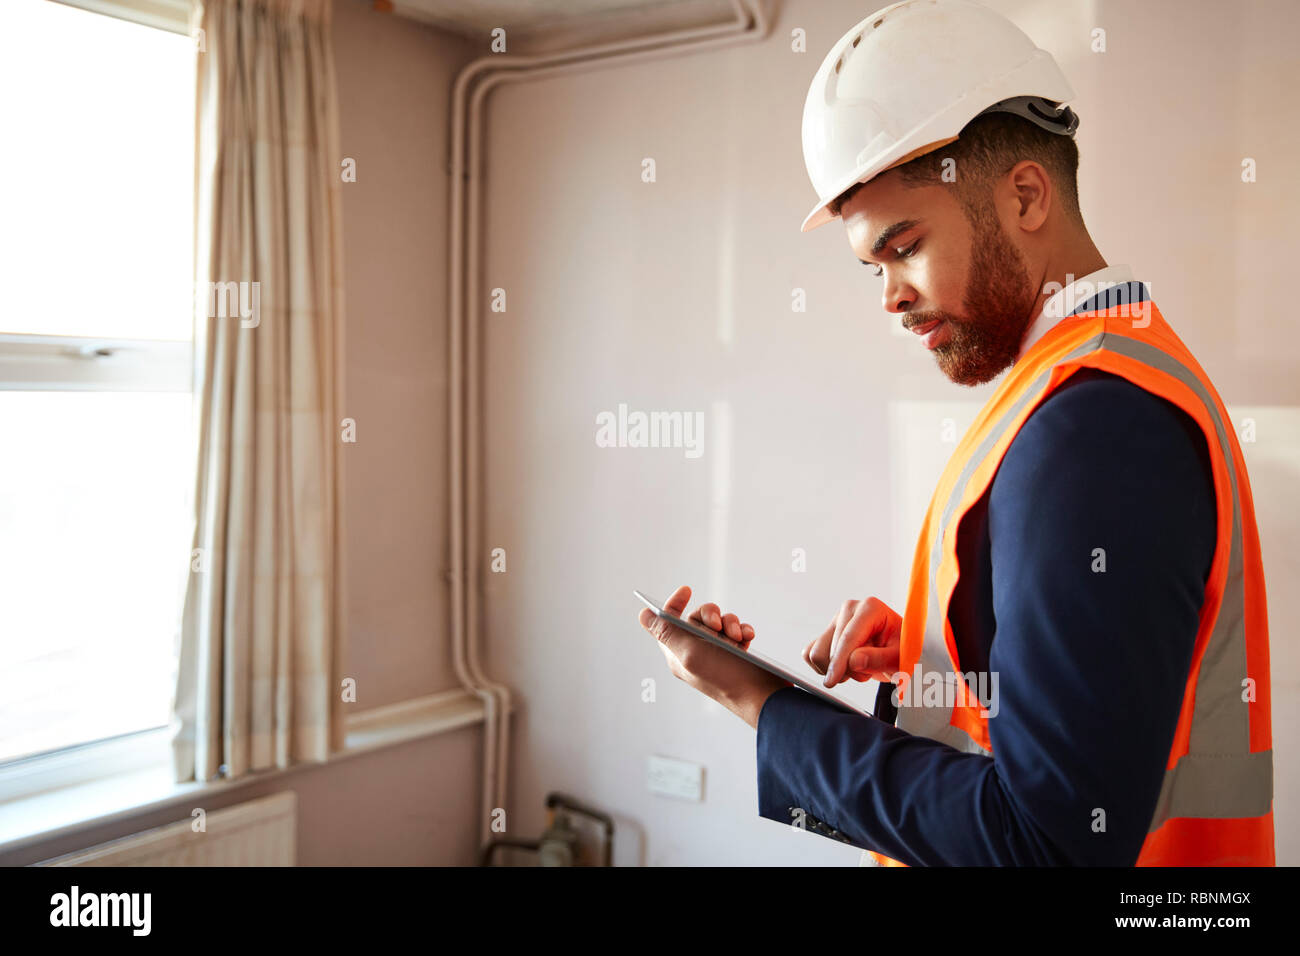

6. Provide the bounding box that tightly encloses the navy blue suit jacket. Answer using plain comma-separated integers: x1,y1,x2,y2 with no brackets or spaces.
755,352,1217,865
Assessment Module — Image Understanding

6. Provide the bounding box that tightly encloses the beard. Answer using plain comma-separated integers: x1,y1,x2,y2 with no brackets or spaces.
907,209,1039,386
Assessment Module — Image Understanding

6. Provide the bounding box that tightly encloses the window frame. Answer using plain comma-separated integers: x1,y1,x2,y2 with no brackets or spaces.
0,333,191,392
49,0,192,37
0,727,173,804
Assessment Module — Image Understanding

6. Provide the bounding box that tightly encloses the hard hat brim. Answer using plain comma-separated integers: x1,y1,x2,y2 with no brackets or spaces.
799,135,961,233
800,204,834,234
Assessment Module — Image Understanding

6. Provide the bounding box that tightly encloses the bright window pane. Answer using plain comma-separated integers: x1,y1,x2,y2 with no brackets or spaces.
0,0,196,340
0,391,194,763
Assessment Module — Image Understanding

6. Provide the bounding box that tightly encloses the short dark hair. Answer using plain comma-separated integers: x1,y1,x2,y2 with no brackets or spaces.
828,111,1081,225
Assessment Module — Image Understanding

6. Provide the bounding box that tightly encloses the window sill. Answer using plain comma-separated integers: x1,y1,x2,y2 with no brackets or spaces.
0,688,498,856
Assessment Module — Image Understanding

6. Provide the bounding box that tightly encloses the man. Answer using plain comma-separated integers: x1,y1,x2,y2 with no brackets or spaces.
636,0,1273,866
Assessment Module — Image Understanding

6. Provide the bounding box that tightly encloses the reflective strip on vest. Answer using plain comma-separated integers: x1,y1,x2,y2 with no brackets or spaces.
889,282,1271,849
1099,331,1271,827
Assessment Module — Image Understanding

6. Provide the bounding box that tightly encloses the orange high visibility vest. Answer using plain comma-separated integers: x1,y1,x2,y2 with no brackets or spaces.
865,285,1274,867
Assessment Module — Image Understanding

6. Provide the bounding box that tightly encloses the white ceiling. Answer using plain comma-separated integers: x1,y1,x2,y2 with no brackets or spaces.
387,0,737,44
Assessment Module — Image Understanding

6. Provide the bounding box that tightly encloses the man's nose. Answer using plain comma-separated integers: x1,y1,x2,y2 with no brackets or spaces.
882,274,915,314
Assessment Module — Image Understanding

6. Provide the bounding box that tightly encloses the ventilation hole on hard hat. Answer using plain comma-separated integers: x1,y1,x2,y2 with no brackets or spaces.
851,34,861,47
834,57,842,73
873,18,884,28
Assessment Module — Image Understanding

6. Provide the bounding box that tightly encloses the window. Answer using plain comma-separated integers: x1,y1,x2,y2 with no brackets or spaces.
0,0,197,768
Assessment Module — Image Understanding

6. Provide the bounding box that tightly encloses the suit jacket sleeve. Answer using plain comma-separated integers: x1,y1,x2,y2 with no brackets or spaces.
754,370,1217,865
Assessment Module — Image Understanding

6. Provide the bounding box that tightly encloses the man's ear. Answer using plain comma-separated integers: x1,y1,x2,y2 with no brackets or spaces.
1007,160,1051,232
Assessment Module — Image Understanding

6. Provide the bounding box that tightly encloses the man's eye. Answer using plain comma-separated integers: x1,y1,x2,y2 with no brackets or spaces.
865,241,920,278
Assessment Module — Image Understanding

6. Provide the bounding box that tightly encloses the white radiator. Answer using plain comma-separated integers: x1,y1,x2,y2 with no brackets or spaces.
37,791,297,866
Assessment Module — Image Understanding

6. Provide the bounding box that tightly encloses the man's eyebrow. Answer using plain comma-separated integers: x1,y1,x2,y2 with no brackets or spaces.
858,219,923,263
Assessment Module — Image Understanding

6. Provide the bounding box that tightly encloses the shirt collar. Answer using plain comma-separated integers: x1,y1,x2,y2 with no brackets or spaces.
1016,264,1135,362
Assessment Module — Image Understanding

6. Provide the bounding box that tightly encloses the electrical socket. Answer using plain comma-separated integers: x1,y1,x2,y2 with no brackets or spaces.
647,755,704,801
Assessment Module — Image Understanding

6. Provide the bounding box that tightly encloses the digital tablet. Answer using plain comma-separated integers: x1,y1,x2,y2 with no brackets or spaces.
633,589,873,719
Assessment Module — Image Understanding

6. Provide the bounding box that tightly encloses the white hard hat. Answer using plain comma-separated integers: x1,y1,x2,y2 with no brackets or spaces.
800,0,1077,233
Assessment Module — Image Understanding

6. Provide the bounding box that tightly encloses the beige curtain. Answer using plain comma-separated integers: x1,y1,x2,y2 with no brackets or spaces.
173,0,347,784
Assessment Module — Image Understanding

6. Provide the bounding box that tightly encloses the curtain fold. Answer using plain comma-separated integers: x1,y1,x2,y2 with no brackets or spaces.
173,0,347,784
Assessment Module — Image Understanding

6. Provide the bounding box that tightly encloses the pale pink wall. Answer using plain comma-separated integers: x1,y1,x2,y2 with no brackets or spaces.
475,0,1300,865
334,0,480,708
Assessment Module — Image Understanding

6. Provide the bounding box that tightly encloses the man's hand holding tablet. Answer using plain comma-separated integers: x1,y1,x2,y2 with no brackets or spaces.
635,584,792,729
